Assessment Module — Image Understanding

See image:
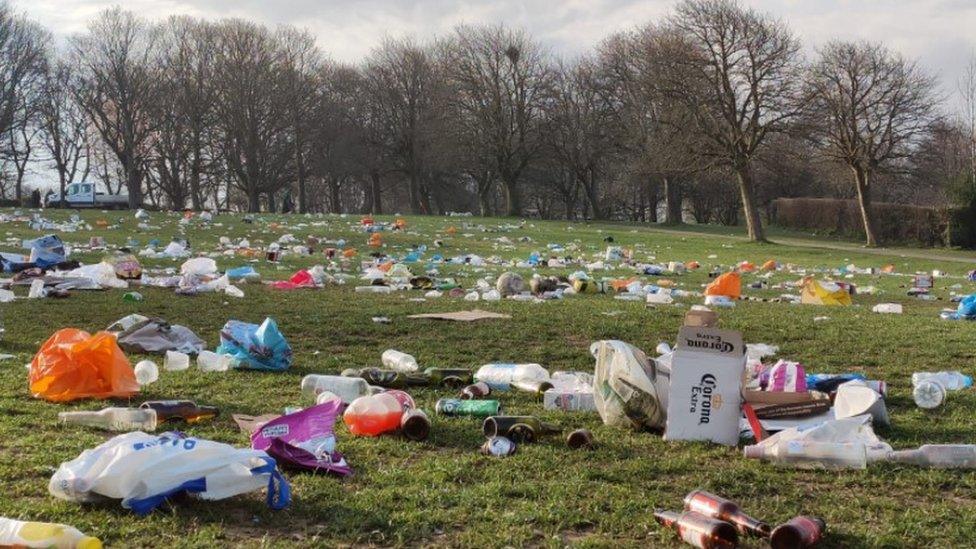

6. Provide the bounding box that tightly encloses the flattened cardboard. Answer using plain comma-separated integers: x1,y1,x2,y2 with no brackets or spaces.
407,309,512,322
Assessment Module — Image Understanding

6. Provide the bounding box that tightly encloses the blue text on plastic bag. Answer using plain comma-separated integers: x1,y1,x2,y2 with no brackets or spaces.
216,317,293,371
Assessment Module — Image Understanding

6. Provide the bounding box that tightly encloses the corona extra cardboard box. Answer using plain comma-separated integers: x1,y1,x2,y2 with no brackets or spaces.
664,326,745,446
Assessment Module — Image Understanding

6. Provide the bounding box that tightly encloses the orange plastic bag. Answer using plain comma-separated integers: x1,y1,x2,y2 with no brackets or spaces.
368,233,382,248
762,259,778,271
29,329,139,402
705,272,741,299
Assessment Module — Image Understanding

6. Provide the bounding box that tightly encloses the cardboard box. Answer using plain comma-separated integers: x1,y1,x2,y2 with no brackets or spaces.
664,326,745,446
684,309,718,328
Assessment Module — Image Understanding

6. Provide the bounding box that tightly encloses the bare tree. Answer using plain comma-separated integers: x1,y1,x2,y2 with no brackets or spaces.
279,27,322,213
39,61,90,207
659,0,804,240
211,20,299,212
362,38,441,214
440,24,554,216
71,8,160,208
149,16,218,210
806,40,939,246
546,58,617,219
0,4,46,140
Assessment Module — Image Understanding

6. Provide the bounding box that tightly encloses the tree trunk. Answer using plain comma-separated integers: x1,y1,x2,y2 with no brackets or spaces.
408,170,422,214
502,179,521,217
663,177,683,225
126,165,142,209
853,165,879,247
58,171,67,209
583,172,603,220
330,181,341,213
646,177,658,223
370,171,382,214
190,145,202,211
267,192,277,213
247,190,260,213
734,165,766,242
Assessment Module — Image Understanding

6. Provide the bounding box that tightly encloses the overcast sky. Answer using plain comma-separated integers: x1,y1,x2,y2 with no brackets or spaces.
17,0,976,107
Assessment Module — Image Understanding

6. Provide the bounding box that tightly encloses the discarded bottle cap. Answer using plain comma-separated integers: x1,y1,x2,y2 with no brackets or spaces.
566,429,594,449
481,436,516,456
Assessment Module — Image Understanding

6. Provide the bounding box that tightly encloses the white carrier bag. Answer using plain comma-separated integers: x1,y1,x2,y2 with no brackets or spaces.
49,431,290,515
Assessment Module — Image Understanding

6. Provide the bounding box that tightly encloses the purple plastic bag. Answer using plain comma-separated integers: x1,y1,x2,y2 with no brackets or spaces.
250,400,353,476
767,360,807,392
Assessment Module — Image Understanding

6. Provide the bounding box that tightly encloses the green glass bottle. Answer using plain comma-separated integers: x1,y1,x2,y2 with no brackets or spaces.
349,368,426,389
482,416,561,443
435,398,500,417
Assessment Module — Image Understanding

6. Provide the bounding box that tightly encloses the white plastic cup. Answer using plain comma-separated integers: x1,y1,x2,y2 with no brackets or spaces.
164,351,190,371
134,360,159,385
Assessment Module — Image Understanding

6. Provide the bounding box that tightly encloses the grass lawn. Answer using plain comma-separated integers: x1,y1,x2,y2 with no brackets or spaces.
2,209,976,548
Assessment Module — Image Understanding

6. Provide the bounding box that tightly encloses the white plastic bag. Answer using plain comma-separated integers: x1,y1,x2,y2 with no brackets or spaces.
590,340,669,431
49,431,289,515
180,257,217,277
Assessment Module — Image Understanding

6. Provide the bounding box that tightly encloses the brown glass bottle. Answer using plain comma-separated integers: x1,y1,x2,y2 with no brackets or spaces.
654,510,739,549
510,379,554,397
683,489,770,538
769,516,826,549
140,400,219,424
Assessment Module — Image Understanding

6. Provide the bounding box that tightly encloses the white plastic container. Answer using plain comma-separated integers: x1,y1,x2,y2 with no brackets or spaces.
164,350,190,371
382,349,419,372
197,351,231,372
872,303,903,314
543,390,596,411
301,374,370,404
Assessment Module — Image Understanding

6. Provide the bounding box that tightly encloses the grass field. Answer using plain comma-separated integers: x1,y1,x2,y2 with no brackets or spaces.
2,209,976,548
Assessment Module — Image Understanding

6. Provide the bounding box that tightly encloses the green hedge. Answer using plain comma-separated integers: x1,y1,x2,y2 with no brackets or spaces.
772,198,951,247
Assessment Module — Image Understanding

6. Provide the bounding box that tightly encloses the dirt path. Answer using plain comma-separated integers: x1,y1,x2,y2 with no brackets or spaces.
637,225,976,264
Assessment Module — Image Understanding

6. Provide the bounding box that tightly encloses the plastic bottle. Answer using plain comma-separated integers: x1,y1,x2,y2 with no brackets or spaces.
474,363,550,390
164,350,190,371
769,516,826,549
912,379,946,409
911,371,973,391
890,445,976,468
683,490,770,537
382,349,419,372
301,374,370,404
743,440,867,469
653,510,738,549
59,407,158,432
0,517,101,549
343,393,403,436
134,360,159,386
355,285,393,294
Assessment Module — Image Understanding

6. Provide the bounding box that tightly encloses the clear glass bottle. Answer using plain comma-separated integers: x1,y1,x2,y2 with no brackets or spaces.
890,445,976,468
743,440,867,469
59,407,158,431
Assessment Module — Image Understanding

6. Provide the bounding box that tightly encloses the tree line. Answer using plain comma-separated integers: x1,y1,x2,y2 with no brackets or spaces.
0,0,968,245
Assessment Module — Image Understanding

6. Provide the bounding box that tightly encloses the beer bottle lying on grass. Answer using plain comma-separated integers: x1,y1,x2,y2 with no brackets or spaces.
683,490,771,538
482,416,560,443
653,510,738,549
140,400,219,424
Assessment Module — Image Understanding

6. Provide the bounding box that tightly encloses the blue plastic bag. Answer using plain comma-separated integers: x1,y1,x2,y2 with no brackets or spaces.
23,234,66,268
958,294,976,319
217,317,292,371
